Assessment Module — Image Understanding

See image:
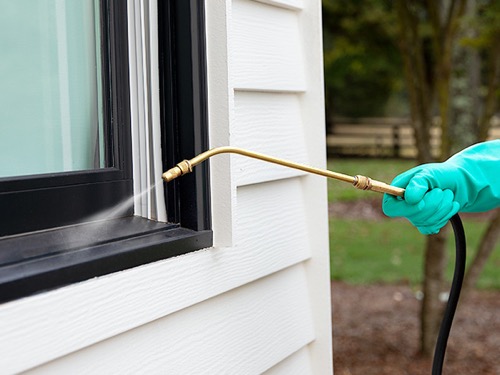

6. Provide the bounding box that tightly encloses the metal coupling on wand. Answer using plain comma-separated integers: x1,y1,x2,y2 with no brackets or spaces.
162,146,405,198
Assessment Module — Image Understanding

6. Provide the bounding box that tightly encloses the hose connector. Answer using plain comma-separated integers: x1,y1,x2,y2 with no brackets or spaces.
354,174,405,197
353,175,372,190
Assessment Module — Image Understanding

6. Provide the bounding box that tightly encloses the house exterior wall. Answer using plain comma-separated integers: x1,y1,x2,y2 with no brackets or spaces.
0,0,331,373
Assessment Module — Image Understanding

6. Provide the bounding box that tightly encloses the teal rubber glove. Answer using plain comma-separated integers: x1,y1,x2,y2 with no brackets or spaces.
383,140,500,235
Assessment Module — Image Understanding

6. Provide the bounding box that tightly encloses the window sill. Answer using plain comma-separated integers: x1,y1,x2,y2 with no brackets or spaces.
0,217,213,304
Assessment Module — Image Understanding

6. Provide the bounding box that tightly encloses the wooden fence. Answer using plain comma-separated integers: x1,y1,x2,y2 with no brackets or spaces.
326,117,500,158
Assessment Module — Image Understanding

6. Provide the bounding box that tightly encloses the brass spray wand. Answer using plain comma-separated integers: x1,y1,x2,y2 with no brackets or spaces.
162,146,405,197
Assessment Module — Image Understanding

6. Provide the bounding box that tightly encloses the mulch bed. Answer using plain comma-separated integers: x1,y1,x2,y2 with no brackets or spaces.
332,281,500,374
330,199,500,374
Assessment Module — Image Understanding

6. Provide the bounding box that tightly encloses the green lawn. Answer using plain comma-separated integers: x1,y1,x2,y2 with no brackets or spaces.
328,158,500,290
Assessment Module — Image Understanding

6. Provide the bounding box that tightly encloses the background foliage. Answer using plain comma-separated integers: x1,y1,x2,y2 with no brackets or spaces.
322,0,405,118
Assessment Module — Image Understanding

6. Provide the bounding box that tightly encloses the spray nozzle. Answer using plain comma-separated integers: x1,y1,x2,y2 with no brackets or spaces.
162,160,193,182
162,146,405,198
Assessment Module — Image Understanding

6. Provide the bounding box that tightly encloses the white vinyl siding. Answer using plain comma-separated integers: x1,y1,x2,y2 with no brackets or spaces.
233,92,308,186
264,347,313,375
232,0,306,91
22,266,315,374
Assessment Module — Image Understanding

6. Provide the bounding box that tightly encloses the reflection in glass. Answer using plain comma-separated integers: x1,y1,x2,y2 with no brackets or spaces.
0,0,105,178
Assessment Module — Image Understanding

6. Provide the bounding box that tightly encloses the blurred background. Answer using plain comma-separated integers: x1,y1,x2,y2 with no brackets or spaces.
322,1,500,374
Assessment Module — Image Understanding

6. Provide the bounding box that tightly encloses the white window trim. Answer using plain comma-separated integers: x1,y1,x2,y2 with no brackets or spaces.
128,0,167,222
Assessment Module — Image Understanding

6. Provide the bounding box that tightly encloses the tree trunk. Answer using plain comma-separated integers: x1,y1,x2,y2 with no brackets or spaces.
396,0,468,357
395,1,448,357
435,50,453,160
450,0,480,151
420,229,449,356
395,1,433,164
477,43,500,141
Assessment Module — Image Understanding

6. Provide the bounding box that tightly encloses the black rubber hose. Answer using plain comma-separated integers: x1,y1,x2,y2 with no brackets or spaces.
432,214,466,375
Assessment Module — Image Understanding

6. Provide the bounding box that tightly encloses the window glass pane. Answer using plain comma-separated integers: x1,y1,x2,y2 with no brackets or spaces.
0,0,105,178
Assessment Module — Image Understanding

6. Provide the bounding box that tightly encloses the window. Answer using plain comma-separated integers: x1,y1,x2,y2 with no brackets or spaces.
0,0,211,303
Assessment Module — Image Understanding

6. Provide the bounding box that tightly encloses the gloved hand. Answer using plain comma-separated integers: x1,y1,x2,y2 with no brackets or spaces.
383,140,500,235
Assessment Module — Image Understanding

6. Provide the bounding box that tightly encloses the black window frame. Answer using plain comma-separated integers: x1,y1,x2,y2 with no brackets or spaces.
159,0,211,232
0,0,212,304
